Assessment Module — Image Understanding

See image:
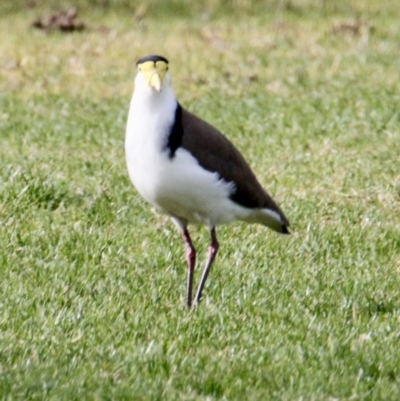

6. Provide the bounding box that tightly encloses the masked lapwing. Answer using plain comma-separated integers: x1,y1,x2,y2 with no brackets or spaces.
125,55,290,309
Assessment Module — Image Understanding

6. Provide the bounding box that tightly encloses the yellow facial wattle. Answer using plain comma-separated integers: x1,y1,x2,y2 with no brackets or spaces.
138,60,168,92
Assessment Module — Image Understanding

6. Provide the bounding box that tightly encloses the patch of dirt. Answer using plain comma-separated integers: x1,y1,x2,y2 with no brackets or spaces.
32,8,85,32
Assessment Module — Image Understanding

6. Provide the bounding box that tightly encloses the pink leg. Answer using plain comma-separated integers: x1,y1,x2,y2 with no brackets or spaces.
183,228,196,308
194,227,219,306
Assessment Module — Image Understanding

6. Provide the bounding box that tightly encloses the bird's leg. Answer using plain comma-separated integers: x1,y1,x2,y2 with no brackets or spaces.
182,228,196,309
194,227,219,306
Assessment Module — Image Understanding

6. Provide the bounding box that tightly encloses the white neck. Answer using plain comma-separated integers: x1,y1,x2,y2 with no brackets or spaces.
126,73,177,150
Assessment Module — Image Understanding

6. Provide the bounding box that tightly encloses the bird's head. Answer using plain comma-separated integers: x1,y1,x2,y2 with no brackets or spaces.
135,55,169,93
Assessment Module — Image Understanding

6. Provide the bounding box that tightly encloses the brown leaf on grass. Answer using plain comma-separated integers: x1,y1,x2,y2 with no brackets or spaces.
32,8,85,32
24,0,37,9
331,19,373,36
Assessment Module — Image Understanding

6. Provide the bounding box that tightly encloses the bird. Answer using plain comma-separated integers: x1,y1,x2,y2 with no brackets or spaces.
125,54,290,309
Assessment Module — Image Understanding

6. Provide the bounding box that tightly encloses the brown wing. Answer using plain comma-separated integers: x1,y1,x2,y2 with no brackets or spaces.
180,107,289,227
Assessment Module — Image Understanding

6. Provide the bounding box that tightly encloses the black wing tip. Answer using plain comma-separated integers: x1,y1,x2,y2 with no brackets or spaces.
282,225,290,235
136,54,169,65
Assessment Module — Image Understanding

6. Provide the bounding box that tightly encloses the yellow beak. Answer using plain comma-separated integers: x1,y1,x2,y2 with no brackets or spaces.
149,71,162,92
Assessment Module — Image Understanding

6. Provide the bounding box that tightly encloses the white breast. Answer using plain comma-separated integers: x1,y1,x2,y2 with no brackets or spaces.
125,86,175,204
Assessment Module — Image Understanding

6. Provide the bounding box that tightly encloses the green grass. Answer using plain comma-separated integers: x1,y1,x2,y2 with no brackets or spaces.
1,0,400,399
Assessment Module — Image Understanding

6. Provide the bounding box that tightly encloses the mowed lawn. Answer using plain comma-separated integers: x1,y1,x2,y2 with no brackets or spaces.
1,0,400,399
